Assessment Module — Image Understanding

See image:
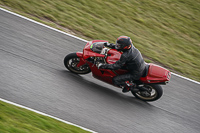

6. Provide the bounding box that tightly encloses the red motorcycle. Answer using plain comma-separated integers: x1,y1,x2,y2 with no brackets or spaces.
64,40,171,101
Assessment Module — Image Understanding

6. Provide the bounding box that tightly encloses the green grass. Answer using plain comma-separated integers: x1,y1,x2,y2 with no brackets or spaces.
0,0,199,81
0,1,199,132
0,100,91,133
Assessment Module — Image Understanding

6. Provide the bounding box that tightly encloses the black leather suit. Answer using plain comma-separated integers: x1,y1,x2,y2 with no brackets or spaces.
102,44,146,86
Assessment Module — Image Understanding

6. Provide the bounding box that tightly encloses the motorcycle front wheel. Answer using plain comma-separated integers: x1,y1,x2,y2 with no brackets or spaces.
131,84,163,102
64,53,91,74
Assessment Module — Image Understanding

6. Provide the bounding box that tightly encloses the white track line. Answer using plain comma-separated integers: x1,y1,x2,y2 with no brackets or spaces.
0,7,88,43
0,98,97,133
0,7,97,133
0,6,199,132
171,72,200,85
0,5,199,132
0,7,199,85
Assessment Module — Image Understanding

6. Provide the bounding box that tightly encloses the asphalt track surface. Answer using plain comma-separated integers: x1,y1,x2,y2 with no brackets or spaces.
0,9,200,133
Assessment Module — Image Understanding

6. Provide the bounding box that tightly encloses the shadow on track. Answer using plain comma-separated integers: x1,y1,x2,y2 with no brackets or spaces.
58,70,154,109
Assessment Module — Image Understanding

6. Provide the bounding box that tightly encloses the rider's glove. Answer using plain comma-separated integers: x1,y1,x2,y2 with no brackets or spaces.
104,42,115,48
104,42,110,47
97,63,107,69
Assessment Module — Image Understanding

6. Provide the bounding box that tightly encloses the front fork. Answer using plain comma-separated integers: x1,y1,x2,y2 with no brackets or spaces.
76,52,86,67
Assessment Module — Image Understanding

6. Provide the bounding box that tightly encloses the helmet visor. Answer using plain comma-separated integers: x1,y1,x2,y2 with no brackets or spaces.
115,43,123,50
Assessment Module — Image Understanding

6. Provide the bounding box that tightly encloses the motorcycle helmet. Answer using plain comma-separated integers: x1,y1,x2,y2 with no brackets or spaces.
115,36,132,51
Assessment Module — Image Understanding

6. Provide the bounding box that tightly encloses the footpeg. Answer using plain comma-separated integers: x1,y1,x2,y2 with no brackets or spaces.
125,81,135,87
131,88,139,93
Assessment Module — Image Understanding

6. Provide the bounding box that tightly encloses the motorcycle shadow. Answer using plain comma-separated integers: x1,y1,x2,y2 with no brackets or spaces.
59,70,152,107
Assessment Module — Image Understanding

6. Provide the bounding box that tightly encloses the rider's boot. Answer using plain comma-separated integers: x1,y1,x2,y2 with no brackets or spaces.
122,81,138,93
122,86,130,93
130,87,139,93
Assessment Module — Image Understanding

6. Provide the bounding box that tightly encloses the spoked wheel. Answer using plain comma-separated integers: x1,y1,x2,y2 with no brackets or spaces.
64,53,91,74
131,84,163,102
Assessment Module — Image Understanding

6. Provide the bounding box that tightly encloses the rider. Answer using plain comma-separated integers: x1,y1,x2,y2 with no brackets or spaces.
97,36,146,92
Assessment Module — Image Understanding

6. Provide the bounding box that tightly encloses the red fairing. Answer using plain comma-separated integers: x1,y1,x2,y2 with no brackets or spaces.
76,52,86,67
64,39,173,102
77,39,171,85
76,52,83,57
106,49,122,64
140,63,171,83
83,40,106,59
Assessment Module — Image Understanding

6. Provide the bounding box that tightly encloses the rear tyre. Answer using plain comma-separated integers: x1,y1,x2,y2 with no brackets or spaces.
64,53,91,74
131,84,163,102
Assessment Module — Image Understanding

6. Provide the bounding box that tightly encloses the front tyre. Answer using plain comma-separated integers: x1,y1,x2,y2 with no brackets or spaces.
131,84,163,102
64,53,91,74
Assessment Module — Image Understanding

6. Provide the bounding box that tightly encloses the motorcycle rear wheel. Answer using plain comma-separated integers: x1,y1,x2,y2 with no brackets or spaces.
64,53,91,74
131,84,163,102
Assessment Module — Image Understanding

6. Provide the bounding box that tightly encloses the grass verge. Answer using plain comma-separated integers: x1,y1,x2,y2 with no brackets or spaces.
0,0,199,81
0,100,91,133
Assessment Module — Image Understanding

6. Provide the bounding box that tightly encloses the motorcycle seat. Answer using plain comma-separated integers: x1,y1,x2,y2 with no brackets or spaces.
141,64,150,77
